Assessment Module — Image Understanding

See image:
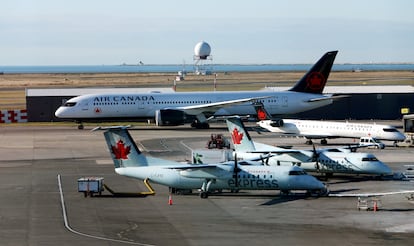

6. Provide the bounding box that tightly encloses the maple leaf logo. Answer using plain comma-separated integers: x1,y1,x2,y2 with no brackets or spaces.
94,107,102,114
257,108,267,120
231,128,244,145
111,140,131,159
306,72,325,91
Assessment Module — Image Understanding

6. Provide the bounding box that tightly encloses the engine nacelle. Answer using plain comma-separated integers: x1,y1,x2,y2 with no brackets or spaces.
269,119,284,127
155,109,193,126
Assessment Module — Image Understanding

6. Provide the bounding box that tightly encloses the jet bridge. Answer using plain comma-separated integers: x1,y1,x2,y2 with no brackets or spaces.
397,114,414,147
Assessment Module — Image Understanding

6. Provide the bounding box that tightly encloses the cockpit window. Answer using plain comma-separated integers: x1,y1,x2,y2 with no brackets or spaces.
362,157,379,162
383,128,398,132
289,170,307,175
63,102,77,107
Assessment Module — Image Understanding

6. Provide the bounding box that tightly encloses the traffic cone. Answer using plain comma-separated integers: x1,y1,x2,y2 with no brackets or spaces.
168,194,173,205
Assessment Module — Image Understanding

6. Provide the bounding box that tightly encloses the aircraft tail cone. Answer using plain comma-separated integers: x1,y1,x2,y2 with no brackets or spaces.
168,194,173,205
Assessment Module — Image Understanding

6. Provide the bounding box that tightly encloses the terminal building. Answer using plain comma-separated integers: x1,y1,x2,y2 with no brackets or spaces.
26,86,414,122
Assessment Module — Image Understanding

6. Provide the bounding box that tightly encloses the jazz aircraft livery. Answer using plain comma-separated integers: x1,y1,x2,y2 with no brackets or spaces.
253,103,405,144
226,117,392,176
100,126,326,198
56,51,338,129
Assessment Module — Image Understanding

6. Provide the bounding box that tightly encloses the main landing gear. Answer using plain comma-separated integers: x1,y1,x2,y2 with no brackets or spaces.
199,179,215,199
75,120,84,130
191,120,210,129
305,139,328,145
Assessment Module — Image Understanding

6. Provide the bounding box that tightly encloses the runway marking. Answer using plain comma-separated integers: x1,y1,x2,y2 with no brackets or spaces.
57,174,155,246
179,140,193,151
386,224,414,233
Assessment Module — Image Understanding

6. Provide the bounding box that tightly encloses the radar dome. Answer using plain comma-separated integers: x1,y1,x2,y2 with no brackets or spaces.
194,41,211,59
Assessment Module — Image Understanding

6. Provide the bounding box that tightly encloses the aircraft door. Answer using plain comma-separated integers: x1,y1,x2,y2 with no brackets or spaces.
81,99,90,111
282,96,288,107
138,101,145,109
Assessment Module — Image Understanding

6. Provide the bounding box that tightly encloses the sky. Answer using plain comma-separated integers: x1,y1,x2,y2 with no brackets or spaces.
1,0,414,65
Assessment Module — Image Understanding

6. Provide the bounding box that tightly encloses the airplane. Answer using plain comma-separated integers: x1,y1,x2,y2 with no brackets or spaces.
56,51,339,129
98,126,327,198
225,117,393,177
253,102,405,145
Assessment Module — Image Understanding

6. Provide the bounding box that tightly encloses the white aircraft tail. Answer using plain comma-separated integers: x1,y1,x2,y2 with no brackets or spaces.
226,117,256,152
103,127,178,168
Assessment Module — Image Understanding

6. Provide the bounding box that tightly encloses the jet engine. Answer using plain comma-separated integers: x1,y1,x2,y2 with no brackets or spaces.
269,119,284,127
155,109,193,126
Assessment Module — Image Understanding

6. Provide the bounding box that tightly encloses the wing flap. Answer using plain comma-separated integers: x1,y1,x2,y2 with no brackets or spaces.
177,166,232,179
176,96,271,115
307,95,348,102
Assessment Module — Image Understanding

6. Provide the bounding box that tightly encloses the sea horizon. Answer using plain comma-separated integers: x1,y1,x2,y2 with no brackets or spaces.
1,63,414,74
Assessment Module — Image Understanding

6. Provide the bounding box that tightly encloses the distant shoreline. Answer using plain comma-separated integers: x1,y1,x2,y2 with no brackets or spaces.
1,63,414,74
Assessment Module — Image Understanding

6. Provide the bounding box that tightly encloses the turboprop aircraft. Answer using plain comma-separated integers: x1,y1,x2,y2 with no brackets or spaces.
226,117,393,177
56,51,338,129
98,126,327,198
253,102,405,145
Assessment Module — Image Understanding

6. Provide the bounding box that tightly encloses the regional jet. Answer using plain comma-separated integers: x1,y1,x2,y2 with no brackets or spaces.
226,117,393,177
98,126,326,198
56,51,338,129
253,102,405,145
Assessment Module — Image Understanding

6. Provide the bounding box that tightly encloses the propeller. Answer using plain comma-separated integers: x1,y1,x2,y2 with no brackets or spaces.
259,153,271,166
312,144,321,172
265,153,271,166
233,154,241,187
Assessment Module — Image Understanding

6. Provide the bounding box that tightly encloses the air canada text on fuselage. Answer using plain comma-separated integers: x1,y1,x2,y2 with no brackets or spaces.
93,95,155,102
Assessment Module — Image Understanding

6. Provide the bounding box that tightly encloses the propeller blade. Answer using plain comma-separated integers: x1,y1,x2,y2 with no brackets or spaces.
233,154,239,187
265,153,270,166
312,144,321,172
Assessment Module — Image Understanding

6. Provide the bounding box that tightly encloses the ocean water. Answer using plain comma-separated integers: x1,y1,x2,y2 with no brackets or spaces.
0,63,413,74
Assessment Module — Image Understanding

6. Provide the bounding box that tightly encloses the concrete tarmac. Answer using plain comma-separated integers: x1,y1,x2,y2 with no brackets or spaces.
1,124,414,245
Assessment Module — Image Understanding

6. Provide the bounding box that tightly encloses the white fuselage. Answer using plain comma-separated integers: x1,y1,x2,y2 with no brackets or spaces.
55,91,332,120
114,164,325,191
236,147,392,175
258,119,405,141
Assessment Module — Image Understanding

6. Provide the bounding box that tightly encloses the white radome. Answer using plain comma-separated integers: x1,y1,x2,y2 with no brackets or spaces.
194,41,211,59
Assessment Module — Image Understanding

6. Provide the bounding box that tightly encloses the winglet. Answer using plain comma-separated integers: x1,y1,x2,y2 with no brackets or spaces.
289,51,338,94
252,102,272,121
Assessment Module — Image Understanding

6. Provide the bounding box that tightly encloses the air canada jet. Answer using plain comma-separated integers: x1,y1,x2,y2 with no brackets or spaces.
253,102,405,145
56,51,339,129
99,126,327,198
226,117,393,177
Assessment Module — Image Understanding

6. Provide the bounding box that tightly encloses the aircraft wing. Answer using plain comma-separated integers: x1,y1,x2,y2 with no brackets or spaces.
165,164,218,170
247,149,302,155
167,164,232,179
307,94,347,102
175,96,271,115
329,190,414,197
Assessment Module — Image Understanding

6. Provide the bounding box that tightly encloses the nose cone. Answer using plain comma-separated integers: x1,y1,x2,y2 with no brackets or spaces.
291,175,325,191
396,132,406,141
308,176,326,190
372,161,393,175
55,106,72,118
55,107,64,118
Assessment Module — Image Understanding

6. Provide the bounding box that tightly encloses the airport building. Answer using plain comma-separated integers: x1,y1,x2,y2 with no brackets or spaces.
295,86,414,120
26,86,414,122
